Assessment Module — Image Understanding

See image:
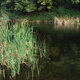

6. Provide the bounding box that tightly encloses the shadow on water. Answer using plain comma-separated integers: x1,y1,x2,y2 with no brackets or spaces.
1,23,80,80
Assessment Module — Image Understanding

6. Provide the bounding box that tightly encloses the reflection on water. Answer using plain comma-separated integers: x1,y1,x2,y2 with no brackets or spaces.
1,24,80,80
54,23,80,31
33,24,80,80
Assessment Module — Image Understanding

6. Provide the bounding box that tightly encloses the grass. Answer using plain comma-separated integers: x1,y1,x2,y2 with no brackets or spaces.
0,21,46,78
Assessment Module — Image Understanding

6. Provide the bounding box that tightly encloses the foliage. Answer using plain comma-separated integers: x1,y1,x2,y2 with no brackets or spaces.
1,0,80,20
14,0,36,12
71,0,80,3
56,6,80,17
1,0,53,13
28,12,56,20
37,0,53,10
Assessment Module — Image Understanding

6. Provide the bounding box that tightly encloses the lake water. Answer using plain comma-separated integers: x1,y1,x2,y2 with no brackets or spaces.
1,24,80,80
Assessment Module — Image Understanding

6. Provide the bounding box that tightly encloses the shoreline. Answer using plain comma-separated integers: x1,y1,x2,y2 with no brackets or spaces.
0,16,80,26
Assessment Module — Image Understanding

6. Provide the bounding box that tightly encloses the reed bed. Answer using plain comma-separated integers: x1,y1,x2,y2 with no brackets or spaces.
0,21,46,78
54,16,80,26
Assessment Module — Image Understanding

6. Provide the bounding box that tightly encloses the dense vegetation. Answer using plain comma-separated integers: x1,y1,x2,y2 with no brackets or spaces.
0,0,80,79
1,0,80,14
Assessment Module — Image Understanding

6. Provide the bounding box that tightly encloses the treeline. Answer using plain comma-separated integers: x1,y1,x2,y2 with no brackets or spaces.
1,0,80,13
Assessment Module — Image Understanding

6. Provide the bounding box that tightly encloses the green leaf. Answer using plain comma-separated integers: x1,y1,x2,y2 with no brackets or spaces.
47,6,51,9
41,2,46,5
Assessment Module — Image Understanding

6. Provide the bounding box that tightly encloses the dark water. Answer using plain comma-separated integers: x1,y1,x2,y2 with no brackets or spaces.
33,24,80,80
1,24,80,80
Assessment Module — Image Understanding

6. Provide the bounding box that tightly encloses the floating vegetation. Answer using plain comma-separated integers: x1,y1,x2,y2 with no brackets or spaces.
0,21,46,78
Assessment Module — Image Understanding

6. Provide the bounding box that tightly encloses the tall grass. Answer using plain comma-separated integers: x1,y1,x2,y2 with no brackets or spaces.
0,21,46,78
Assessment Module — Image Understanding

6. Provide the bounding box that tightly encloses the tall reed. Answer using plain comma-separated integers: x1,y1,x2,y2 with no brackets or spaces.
0,21,46,78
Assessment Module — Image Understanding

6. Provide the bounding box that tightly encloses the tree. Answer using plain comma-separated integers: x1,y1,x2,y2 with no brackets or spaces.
37,0,53,10
1,0,15,11
71,0,80,3
1,0,80,13
1,0,53,13
14,0,37,12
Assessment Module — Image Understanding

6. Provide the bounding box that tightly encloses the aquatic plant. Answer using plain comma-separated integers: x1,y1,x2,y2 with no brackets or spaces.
0,21,46,78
